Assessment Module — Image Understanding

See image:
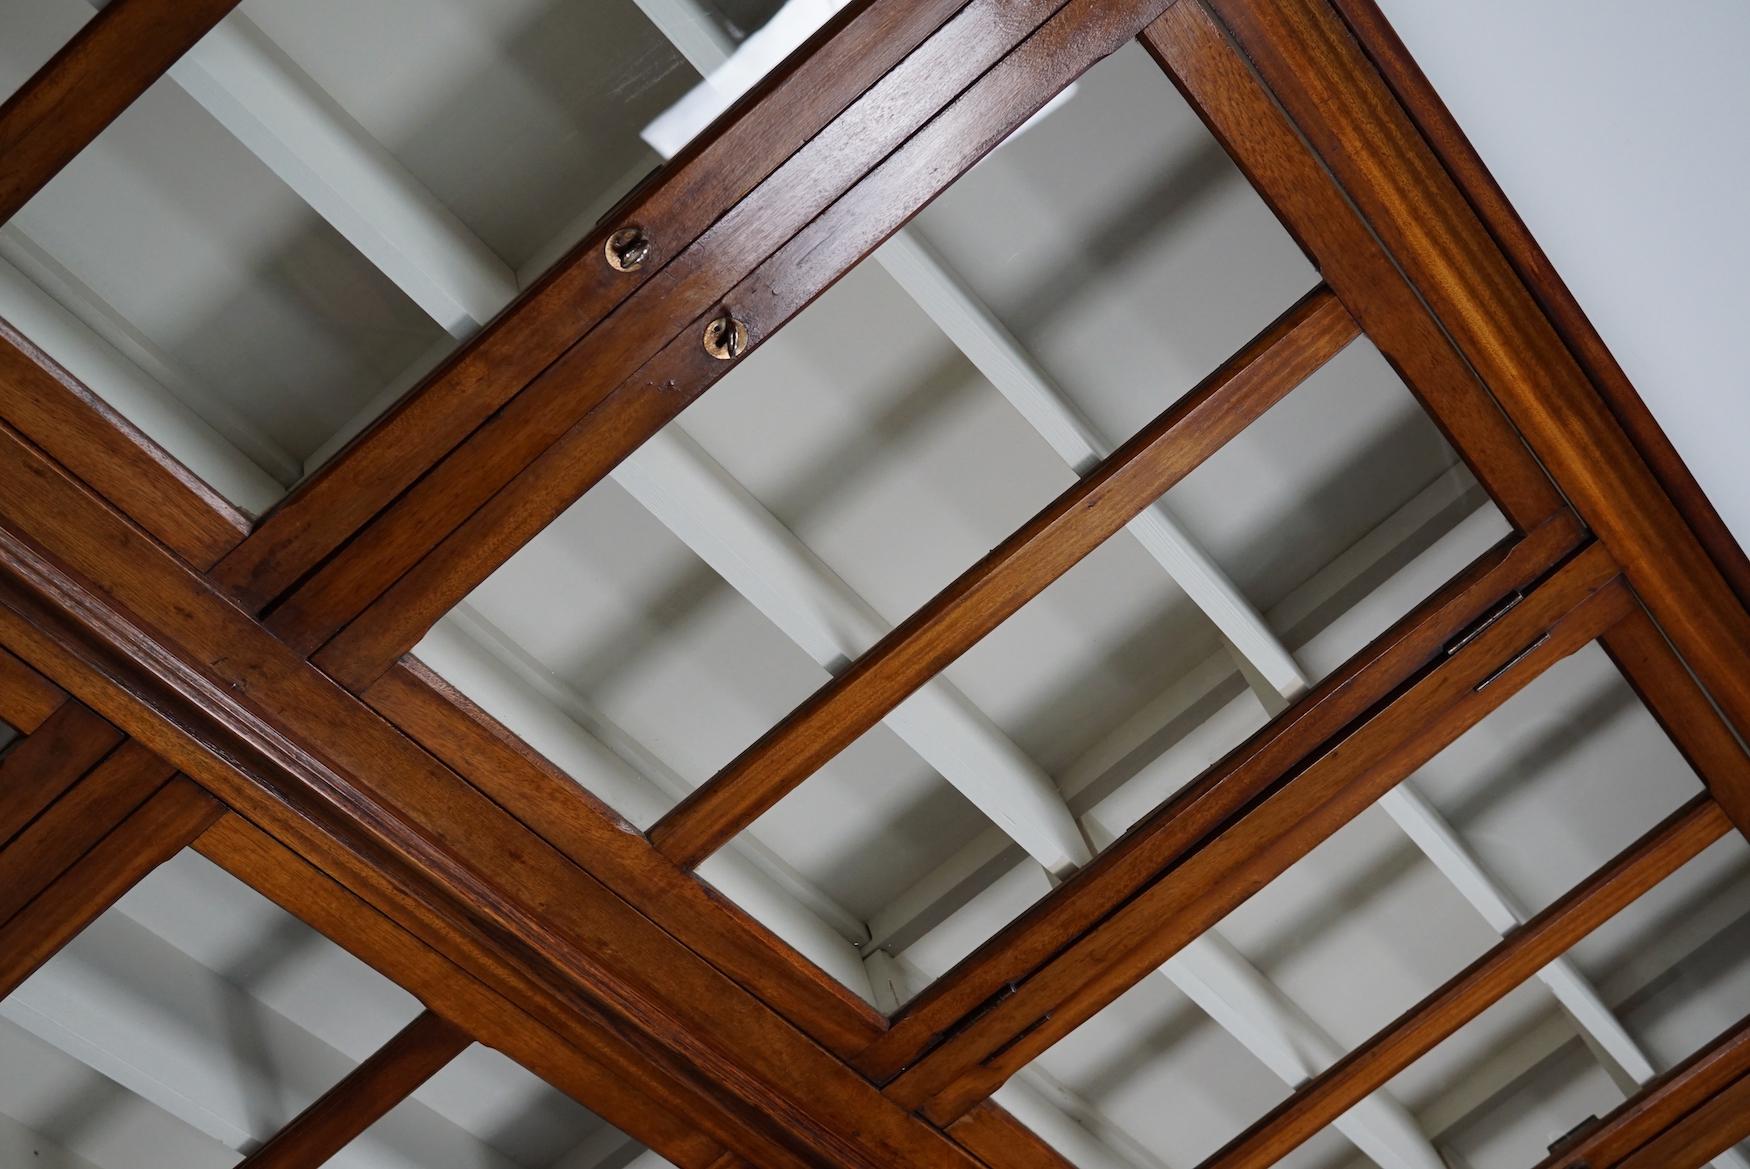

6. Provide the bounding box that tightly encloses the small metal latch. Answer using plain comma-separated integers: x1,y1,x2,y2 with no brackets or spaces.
604,225,651,272
703,310,748,360
1444,589,1525,658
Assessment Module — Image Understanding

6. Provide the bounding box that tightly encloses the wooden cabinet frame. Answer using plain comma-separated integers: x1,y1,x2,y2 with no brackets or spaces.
1,0,1746,1166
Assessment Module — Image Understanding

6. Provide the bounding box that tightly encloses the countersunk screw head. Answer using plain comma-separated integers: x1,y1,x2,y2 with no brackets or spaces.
703,311,748,361
605,226,650,272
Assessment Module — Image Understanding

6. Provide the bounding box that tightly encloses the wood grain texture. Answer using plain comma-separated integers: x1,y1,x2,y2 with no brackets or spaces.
0,642,65,731
647,287,1358,868
858,512,1583,1081
949,1103,1079,1169
1615,1076,1750,1169
1140,1,1562,530
1201,0,1750,753
0,774,220,998
1603,605,1750,838
0,0,243,223
0,698,120,845
196,814,729,1169
1328,0,1750,611
296,0,1203,688
1532,1014,1750,1169
0,318,248,568
1199,794,1732,1169
886,548,1631,1119
0,738,172,925
236,0,1065,633
234,1010,472,1169
364,658,887,1059
0,422,978,1169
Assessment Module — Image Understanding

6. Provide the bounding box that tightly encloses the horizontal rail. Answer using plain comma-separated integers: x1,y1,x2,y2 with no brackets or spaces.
648,286,1357,868
1200,792,1732,1169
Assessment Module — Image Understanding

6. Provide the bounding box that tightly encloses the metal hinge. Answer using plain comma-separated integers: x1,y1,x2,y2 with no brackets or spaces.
1444,589,1525,658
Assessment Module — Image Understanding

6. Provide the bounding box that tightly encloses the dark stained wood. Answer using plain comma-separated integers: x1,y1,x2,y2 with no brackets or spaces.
1614,1076,1750,1169
234,1010,472,1169
1533,1014,1750,1169
1199,0,1750,752
1604,605,1750,837
858,513,1583,1081
1139,2,1563,531
229,0,1069,630
0,698,120,845
196,813,730,1169
0,0,1746,1159
0,642,65,731
886,548,1633,1120
0,738,172,925
0,318,248,568
949,1103,1079,1169
646,288,1358,868
363,657,886,1059
290,0,1212,687
0,422,979,1169
0,0,243,223
0,774,220,998
1328,0,1750,612
1198,793,1732,1169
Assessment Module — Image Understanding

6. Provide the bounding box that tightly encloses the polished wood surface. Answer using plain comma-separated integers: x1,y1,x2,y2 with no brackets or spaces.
890,554,1636,1121
0,643,67,732
859,511,1583,1080
1328,0,1750,612
650,286,1356,868
0,0,1745,1165
0,775,220,998
364,658,887,1058
0,319,248,569
214,0,979,613
1202,0,1750,756
234,1010,472,1169
1616,1076,1750,1169
1141,1,1563,531
1603,605,1750,835
0,422,976,1169
302,0,1206,691
1532,1015,1750,1169
950,1103,1080,1169
0,738,172,925
0,698,119,845
195,813,732,1169
1200,793,1731,1169
247,0,1076,649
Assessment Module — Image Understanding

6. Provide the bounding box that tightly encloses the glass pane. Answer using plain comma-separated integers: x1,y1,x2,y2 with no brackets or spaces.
1,848,423,1165
981,638,1736,1169
416,32,1521,1008
0,0,838,514
341,1043,625,1169
1014,974,1357,1169
1385,807,1750,1169
1393,982,1627,1169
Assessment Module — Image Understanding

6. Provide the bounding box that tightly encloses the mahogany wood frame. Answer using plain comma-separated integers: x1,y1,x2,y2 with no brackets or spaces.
0,0,1747,1167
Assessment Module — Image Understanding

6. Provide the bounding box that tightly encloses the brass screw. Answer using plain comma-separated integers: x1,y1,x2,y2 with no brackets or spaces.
703,311,748,360
604,226,650,272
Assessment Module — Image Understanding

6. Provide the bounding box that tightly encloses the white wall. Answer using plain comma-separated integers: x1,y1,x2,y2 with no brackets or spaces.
1375,0,1750,550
